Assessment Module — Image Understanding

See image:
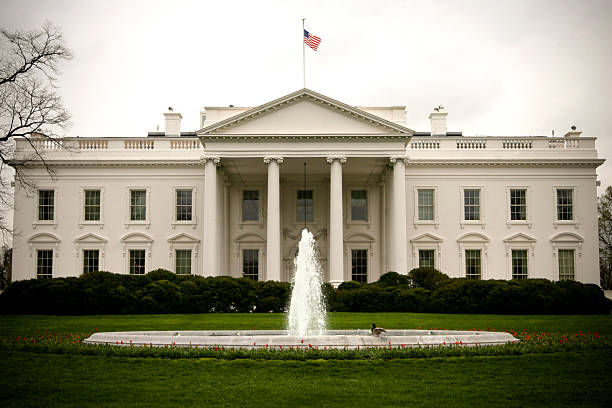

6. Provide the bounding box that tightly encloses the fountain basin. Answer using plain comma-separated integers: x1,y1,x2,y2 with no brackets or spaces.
84,329,518,349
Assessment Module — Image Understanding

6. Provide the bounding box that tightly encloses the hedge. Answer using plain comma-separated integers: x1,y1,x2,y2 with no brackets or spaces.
0,268,610,315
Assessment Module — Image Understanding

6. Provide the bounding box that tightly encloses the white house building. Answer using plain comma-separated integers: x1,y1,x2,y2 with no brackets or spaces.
11,89,605,286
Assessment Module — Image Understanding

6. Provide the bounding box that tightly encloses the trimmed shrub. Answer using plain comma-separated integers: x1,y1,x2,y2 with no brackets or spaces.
408,268,450,291
0,270,610,315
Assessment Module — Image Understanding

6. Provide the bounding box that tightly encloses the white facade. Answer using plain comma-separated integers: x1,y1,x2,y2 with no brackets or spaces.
11,89,604,285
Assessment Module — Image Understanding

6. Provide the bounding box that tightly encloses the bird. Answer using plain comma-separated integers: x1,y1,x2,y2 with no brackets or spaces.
371,323,386,336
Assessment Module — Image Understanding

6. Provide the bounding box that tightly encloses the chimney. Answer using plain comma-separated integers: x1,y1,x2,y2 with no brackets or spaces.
164,107,182,136
429,105,447,136
564,125,582,138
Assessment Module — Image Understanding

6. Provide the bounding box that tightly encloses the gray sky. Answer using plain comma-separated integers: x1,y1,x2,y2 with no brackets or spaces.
2,0,611,192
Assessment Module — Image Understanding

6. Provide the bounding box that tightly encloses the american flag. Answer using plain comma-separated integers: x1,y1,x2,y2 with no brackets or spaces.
304,30,321,51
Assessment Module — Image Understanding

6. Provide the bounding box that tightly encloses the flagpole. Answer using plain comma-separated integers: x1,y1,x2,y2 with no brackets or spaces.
302,18,305,88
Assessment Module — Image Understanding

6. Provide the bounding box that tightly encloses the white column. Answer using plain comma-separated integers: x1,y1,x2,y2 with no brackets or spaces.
327,156,346,287
203,156,221,276
390,156,408,274
264,156,283,281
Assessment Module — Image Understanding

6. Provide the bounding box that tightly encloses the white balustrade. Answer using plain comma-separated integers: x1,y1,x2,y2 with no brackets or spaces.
78,139,108,150
170,139,201,149
410,140,440,149
456,139,487,149
502,139,533,149
124,139,155,149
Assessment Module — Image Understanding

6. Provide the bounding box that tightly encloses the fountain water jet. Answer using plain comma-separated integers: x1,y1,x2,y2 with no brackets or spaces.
287,229,326,337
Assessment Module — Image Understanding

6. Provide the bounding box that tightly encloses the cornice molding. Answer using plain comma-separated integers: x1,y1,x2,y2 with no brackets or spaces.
199,134,411,141
405,159,605,168
25,160,205,168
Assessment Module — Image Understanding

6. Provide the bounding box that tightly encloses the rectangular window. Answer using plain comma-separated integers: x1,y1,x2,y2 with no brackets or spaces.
418,189,434,221
351,249,368,283
351,190,368,221
84,190,101,221
418,249,435,269
38,190,54,221
83,250,99,273
465,249,481,279
558,249,575,281
176,189,193,221
242,190,259,222
130,190,147,221
297,190,313,222
242,249,259,281
464,189,480,221
511,249,528,279
175,250,192,275
36,250,53,279
129,250,146,275
510,189,527,221
556,189,573,221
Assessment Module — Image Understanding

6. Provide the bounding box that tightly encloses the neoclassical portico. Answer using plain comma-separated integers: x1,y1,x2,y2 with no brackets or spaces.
197,89,413,285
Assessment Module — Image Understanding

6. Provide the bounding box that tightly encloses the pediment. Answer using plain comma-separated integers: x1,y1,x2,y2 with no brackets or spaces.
235,233,265,243
120,232,153,243
74,233,107,244
410,233,443,243
457,232,490,243
503,233,536,243
198,89,413,135
28,232,61,243
346,233,375,242
167,233,200,243
550,232,583,243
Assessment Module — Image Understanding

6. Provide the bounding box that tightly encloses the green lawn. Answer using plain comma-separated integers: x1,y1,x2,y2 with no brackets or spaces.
1,313,611,407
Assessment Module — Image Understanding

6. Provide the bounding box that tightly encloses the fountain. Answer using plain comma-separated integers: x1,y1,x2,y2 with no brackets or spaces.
84,230,519,349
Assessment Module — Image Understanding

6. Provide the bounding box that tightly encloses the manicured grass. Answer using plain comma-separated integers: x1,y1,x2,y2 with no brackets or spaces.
2,312,612,338
1,349,611,407
1,313,611,407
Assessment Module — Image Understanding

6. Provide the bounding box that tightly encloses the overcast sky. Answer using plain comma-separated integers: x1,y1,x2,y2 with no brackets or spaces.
1,0,611,192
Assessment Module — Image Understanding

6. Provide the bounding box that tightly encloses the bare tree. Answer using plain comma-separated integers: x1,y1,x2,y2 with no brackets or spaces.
599,186,612,289
0,21,72,235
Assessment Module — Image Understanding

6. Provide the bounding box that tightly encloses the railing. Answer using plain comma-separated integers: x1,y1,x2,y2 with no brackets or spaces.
79,139,108,150
456,139,486,149
502,139,532,149
124,140,155,149
407,137,592,150
410,140,440,149
170,139,200,149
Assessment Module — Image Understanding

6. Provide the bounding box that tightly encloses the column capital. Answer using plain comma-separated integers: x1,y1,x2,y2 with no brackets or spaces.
200,156,221,165
326,156,347,165
263,156,284,165
389,156,409,165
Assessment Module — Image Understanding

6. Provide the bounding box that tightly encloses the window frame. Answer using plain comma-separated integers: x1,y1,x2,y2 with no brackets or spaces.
128,249,147,275
418,249,436,269
557,248,575,281
171,186,197,228
347,188,370,224
125,187,151,228
457,232,489,280
413,186,439,227
168,233,200,275
175,249,193,275
410,233,443,270
79,187,104,228
460,186,485,228
550,232,583,282
505,186,532,228
239,187,264,226
293,186,318,225
552,186,579,228
350,248,368,283
33,188,58,228
36,249,54,279
82,249,100,274
241,248,260,281
510,249,529,280
464,249,482,279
